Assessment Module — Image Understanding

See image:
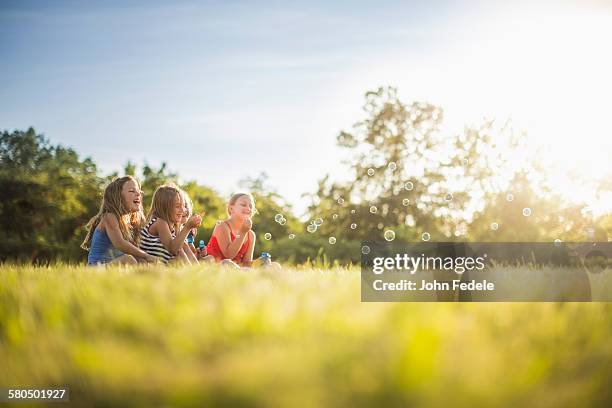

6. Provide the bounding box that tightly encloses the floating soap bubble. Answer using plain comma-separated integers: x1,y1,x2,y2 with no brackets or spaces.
314,218,323,226
328,237,336,245
306,224,317,233
377,223,384,230
361,245,371,255
369,206,378,214
421,232,431,241
404,181,414,191
506,193,514,202
384,230,396,241
554,238,562,246
491,222,499,231
402,198,410,206
367,168,375,176
288,234,295,240
332,213,338,220
522,207,532,217
350,223,357,230
448,203,455,209
279,218,287,225
351,209,356,214
444,193,453,202
388,162,397,171
337,198,345,205
264,233,272,240
274,214,283,223
462,158,469,166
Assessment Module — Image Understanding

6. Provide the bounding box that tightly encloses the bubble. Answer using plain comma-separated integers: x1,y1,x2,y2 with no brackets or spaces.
264,233,272,240
506,193,514,202
350,223,357,229
367,168,375,176
384,230,396,241
404,181,414,191
462,158,469,166
491,222,499,231
388,162,397,171
402,199,410,206
328,237,336,245
554,238,562,246
448,203,455,209
314,218,323,226
288,234,295,240
337,198,345,205
279,218,287,225
306,224,317,233
369,206,378,214
377,223,384,230
332,213,338,220
361,245,371,255
274,214,283,223
216,220,223,225
421,232,431,241
351,209,356,214
444,193,453,202
522,207,532,217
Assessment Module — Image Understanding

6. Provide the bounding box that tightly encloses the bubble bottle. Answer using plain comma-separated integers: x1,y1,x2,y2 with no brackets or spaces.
253,252,271,267
197,239,207,258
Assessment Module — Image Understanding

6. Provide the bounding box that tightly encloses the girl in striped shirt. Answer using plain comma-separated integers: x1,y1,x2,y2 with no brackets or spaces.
140,184,201,264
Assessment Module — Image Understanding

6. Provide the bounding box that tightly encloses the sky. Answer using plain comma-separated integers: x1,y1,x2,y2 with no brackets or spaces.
1,0,611,215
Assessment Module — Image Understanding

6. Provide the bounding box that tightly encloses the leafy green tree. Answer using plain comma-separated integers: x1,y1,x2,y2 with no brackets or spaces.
0,128,103,262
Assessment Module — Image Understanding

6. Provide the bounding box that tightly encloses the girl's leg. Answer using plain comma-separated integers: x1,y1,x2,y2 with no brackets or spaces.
262,261,281,271
178,248,191,264
201,255,215,263
183,244,200,264
110,254,138,265
220,259,241,269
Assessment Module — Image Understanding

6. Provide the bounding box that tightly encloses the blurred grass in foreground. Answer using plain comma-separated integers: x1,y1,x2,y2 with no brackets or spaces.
1,264,611,407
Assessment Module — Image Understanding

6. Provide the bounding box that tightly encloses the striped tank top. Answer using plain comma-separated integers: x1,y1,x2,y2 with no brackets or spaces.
140,217,176,263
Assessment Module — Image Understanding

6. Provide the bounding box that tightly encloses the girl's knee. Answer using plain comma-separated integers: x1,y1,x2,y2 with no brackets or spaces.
220,259,240,269
121,255,137,265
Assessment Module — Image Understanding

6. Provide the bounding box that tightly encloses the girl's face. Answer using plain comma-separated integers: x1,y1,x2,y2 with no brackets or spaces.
181,203,190,225
121,180,142,212
171,196,185,223
229,195,254,221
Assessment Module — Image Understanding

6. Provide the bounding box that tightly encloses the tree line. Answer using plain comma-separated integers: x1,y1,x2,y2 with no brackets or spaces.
1,87,610,264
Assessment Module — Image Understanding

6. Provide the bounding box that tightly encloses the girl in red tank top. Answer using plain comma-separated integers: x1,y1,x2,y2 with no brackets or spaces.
206,193,256,267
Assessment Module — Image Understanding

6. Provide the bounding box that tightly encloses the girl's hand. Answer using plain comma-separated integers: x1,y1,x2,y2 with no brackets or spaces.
239,218,252,235
145,254,159,263
187,214,202,228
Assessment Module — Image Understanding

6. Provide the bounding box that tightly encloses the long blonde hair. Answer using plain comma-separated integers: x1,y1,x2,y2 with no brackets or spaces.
147,184,183,231
181,189,193,218
81,176,145,250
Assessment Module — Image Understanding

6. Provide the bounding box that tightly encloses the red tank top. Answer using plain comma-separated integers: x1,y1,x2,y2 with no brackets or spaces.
206,221,251,264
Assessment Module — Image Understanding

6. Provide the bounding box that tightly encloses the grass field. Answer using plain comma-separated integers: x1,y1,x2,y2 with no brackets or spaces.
1,264,611,407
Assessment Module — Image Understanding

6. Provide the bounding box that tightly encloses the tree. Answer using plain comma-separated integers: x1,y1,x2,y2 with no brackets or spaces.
0,128,104,262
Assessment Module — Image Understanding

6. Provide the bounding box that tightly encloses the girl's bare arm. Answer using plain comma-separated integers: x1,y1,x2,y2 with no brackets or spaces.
156,219,193,255
213,223,248,260
241,230,256,267
103,214,153,260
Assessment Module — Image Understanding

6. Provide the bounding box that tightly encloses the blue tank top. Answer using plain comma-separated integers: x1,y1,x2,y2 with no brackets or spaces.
88,228,123,265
